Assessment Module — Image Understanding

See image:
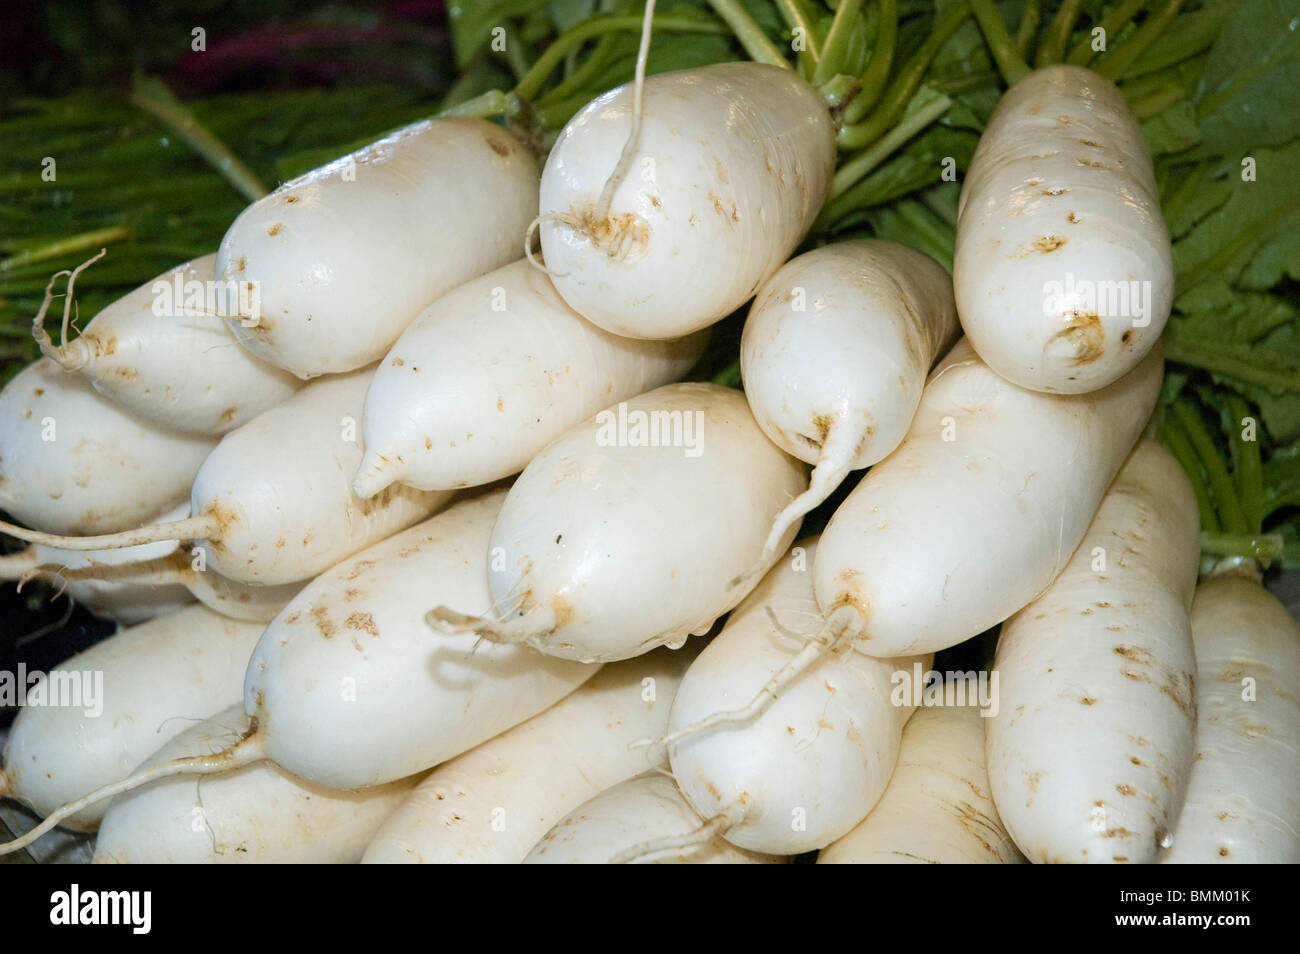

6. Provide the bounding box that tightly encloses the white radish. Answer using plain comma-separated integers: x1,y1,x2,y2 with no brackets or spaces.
217,118,539,378
363,644,698,864
0,366,453,584
818,705,1025,864
429,382,808,662
33,253,299,435
813,337,1163,659
91,705,418,864
538,61,836,339
352,259,707,498
1161,573,1300,864
524,774,783,864
1,502,193,624
738,240,958,567
0,358,214,535
986,440,1200,865
242,488,598,789
664,538,927,855
0,605,263,830
0,490,596,857
953,65,1173,394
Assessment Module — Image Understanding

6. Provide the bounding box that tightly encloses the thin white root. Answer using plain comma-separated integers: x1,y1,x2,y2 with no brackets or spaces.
592,0,656,223
609,800,745,864
730,430,857,589
634,605,863,754
425,604,559,646
31,249,108,371
23,552,192,588
0,516,213,553
0,727,266,856
523,213,573,278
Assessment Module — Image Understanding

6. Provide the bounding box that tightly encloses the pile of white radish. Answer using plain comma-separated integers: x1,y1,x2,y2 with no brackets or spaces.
3,12,1294,867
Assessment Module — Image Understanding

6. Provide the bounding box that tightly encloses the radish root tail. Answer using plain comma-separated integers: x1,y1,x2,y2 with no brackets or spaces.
0,724,266,856
523,213,574,278
0,516,214,553
0,548,38,580
730,427,858,588
425,604,558,646
634,605,863,755
609,799,745,864
31,249,107,372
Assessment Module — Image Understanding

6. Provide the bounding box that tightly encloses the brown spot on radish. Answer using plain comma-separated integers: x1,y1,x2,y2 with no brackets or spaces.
424,436,432,450
1219,846,1229,857
1032,235,1067,253
266,223,283,236
312,606,336,639
1046,311,1104,366
284,195,299,204
1080,696,1097,705
1116,784,1136,796
1041,187,1069,196
484,133,511,157
1025,771,1041,792
1113,856,1129,863
392,357,404,366
220,407,237,424
346,612,379,637
1130,756,1142,766
1077,139,1100,147
1067,212,1080,224
1100,827,1132,839
497,397,504,412
1121,330,1133,344
1075,157,1105,169
649,195,661,209
232,255,247,273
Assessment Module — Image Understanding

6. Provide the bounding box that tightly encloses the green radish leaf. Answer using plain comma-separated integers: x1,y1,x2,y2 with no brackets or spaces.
448,0,542,68
1172,141,1300,290
1141,98,1201,156
1236,209,1300,290
1193,0,1300,153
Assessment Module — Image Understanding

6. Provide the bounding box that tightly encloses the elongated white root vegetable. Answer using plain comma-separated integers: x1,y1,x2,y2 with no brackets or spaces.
954,65,1173,393
0,367,453,584
91,706,419,864
814,337,1163,659
353,259,707,498
0,359,214,535
363,644,698,864
33,254,299,435
987,440,1200,864
1161,573,1300,863
538,62,836,339
0,606,264,830
524,774,784,864
243,489,597,789
738,240,958,569
665,538,928,854
2,502,194,625
818,705,1025,864
217,118,539,377
0,491,597,857
428,383,808,662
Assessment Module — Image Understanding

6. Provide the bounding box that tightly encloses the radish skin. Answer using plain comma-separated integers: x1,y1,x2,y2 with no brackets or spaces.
0,366,454,584
523,774,783,864
818,705,1025,864
814,337,1163,657
91,705,419,864
1161,574,1300,864
429,382,808,662
987,440,1200,864
34,254,300,435
0,359,214,535
362,644,698,864
668,538,928,854
244,489,598,789
218,118,539,377
0,606,264,830
538,62,836,339
739,240,958,564
353,259,707,498
954,65,1173,393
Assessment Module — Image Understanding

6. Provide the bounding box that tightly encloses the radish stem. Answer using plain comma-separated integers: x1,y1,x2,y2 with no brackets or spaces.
1162,413,1220,534
0,227,127,274
828,93,952,203
1225,395,1264,535
969,0,1030,86
0,516,215,552
707,0,793,69
814,0,866,86
1066,0,1147,66
1173,398,1247,536
1096,0,1185,82
1035,0,1083,67
771,0,822,74
1014,0,1040,58
844,0,897,124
